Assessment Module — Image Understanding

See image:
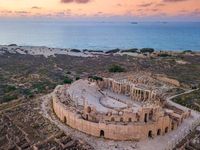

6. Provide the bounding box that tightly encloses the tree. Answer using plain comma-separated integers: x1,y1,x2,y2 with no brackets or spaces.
140,48,154,53
109,65,125,73
88,76,103,81
63,77,73,84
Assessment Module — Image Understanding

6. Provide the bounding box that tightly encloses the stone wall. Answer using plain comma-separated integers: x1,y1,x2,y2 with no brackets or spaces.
155,75,180,87
53,95,172,141
97,78,158,102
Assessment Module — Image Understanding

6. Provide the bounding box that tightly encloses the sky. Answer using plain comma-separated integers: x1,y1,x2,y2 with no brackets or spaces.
0,0,200,21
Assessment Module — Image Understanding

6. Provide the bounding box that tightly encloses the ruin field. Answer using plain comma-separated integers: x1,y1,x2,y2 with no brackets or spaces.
0,48,200,149
1,49,200,110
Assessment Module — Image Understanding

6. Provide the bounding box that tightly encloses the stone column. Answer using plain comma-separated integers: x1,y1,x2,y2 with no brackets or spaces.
149,91,151,101
130,88,133,99
131,88,134,99
139,90,141,101
138,90,140,101
134,89,136,99
135,89,138,100
138,90,141,101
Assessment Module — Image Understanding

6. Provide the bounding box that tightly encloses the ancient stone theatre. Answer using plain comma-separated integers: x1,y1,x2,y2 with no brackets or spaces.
52,73,190,141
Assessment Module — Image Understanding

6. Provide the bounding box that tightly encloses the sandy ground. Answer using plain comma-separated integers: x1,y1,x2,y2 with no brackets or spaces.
0,45,144,58
0,45,102,58
175,60,190,65
39,89,200,150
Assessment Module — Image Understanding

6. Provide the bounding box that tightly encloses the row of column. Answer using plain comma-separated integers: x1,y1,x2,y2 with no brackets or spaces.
130,88,153,101
103,79,157,102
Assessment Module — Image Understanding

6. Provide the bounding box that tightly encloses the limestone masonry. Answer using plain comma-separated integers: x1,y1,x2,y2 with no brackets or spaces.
52,73,190,141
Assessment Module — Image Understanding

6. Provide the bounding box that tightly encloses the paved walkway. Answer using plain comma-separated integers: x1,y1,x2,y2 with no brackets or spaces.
166,89,199,111
39,89,200,150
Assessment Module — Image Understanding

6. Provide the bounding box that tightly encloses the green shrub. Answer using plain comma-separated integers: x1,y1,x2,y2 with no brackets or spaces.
70,49,81,53
63,77,73,84
22,89,34,98
105,49,120,54
109,65,125,73
121,48,138,53
140,48,154,53
4,85,16,93
3,94,18,102
32,82,46,93
183,50,192,53
88,76,103,81
76,77,80,80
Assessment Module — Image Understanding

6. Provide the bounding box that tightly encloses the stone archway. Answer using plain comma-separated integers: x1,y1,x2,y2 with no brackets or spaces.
144,113,148,123
100,130,104,137
63,116,67,123
165,127,168,133
86,114,88,120
120,117,123,122
148,130,153,138
87,106,92,113
157,129,161,135
111,117,115,122
171,123,174,130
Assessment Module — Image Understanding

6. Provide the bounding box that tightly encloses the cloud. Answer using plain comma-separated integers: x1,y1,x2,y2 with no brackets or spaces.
156,3,166,7
15,11,29,14
32,6,42,9
163,0,188,2
190,9,200,16
137,9,143,12
151,9,159,12
117,3,122,7
61,0,73,3
0,10,12,14
138,2,153,7
61,0,91,4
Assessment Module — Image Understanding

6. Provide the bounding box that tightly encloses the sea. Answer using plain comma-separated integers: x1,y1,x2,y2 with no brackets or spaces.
0,21,200,51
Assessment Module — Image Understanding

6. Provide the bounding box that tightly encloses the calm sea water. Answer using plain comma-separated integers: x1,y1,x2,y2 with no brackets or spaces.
0,21,199,51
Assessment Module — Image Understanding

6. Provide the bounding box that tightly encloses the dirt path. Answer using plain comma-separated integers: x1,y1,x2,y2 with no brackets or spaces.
166,88,199,111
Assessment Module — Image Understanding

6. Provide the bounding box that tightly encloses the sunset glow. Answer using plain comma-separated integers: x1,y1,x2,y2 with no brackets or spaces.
0,0,200,21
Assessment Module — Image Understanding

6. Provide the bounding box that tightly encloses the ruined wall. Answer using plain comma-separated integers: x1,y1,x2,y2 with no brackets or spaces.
97,78,157,102
155,75,180,87
53,95,172,141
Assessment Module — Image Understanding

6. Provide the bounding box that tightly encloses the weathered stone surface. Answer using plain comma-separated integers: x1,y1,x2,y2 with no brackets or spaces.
52,73,190,141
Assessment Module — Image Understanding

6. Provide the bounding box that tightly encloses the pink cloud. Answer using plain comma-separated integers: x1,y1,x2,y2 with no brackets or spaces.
61,0,91,4
163,0,188,2
138,2,153,7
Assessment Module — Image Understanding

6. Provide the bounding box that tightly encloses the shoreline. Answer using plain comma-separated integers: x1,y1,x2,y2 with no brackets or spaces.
0,44,199,58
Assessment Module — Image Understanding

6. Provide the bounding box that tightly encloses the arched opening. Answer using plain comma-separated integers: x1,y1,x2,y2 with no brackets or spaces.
128,118,132,122
100,130,104,137
165,127,168,133
86,114,88,120
87,106,92,113
157,129,161,136
120,117,123,122
148,130,153,138
149,110,153,120
136,113,140,121
63,116,67,123
111,117,115,122
141,91,144,100
144,113,148,123
171,123,174,130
